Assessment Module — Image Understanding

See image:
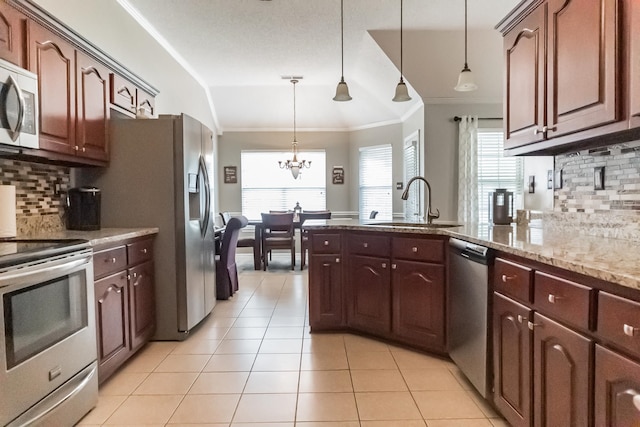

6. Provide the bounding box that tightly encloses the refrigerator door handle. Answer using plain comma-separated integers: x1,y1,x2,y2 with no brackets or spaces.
198,155,211,238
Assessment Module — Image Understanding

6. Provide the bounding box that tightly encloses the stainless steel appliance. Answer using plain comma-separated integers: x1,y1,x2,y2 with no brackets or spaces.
489,188,514,225
0,239,97,426
448,237,494,399
66,187,101,231
0,58,38,149
80,114,216,340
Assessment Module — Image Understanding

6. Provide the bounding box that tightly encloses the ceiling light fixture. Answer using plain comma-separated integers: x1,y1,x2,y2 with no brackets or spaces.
392,0,411,102
279,79,310,179
333,0,352,101
454,0,478,92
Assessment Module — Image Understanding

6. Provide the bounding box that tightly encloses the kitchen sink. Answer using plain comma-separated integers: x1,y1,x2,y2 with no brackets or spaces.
369,222,462,228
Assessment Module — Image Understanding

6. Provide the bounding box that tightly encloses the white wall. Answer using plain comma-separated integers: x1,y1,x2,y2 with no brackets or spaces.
32,0,216,132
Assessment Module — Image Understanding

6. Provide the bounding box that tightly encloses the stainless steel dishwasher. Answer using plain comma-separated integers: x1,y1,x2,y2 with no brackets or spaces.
448,237,494,399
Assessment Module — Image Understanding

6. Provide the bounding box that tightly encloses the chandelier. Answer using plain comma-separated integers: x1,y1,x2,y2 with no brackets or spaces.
278,79,310,179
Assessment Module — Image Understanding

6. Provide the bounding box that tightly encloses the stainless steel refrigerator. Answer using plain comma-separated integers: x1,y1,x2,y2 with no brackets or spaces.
80,114,216,340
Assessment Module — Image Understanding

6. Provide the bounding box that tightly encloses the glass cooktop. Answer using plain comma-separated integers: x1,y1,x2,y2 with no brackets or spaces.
0,239,90,268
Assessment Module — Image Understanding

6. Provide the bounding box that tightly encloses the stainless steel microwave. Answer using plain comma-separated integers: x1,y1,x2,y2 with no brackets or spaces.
0,58,38,149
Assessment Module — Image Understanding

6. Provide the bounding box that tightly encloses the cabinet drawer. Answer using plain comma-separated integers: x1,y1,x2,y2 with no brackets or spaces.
93,246,127,279
392,237,444,263
597,292,640,359
110,73,136,114
494,258,533,303
311,233,341,254
348,234,390,257
534,271,593,330
127,239,154,265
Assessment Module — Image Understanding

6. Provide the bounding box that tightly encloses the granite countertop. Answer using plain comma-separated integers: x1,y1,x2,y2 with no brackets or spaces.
19,227,159,247
303,218,640,292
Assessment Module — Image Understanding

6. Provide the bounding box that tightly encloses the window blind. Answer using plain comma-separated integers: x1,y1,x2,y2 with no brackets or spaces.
241,150,326,220
477,130,523,224
359,144,392,220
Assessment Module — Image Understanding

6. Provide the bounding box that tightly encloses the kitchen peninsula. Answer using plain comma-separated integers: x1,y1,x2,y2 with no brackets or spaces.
304,216,640,427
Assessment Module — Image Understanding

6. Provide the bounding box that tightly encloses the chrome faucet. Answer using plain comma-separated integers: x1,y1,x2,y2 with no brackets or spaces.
401,176,440,224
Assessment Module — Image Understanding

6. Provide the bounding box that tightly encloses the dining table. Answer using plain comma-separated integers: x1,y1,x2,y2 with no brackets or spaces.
248,216,301,270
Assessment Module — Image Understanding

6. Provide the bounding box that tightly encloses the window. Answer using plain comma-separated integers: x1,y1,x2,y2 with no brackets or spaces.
241,150,326,219
359,144,392,220
477,129,523,224
403,134,420,220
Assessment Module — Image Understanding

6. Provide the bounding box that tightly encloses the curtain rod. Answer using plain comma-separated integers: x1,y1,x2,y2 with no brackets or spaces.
453,116,502,122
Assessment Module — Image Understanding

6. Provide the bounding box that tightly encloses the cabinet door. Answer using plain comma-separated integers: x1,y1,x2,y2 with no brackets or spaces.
137,88,155,118
493,292,533,427
595,345,640,426
95,271,129,382
348,255,391,335
128,261,155,351
76,52,109,161
309,254,343,330
0,2,26,67
503,4,545,150
391,259,445,350
28,22,76,155
630,0,640,128
110,73,136,115
532,312,592,427
546,0,620,138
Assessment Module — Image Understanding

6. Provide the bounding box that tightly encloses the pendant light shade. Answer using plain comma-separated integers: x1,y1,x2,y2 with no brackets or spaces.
393,0,411,102
333,0,352,101
454,0,478,92
278,79,311,179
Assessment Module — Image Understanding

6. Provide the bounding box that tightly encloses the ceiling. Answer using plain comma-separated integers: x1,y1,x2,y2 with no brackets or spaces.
123,0,520,132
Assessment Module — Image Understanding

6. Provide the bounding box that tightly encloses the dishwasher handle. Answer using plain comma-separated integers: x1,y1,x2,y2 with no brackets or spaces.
449,237,493,265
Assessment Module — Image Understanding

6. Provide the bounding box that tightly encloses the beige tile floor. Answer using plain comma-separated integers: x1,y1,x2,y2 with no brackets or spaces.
78,253,510,427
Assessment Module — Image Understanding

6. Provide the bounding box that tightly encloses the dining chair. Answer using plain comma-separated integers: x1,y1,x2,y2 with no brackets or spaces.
215,215,248,299
260,212,295,270
220,211,260,270
299,210,331,270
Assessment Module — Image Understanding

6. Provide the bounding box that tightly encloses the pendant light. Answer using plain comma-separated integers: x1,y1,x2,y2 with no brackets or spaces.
454,0,478,91
392,0,411,102
333,0,352,101
278,79,311,179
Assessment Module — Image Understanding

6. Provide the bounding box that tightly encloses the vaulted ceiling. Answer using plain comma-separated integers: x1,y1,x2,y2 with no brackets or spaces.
124,0,519,132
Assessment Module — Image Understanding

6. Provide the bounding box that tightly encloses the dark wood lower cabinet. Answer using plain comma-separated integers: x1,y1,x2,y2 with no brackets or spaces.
308,254,343,330
128,261,155,351
532,312,593,427
493,292,533,427
347,255,391,335
95,271,129,381
595,345,640,426
391,259,445,349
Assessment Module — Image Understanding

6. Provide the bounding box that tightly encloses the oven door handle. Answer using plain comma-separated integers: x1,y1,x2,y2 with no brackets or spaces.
0,255,90,282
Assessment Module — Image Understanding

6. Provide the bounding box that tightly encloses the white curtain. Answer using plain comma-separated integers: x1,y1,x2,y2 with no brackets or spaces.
457,116,479,224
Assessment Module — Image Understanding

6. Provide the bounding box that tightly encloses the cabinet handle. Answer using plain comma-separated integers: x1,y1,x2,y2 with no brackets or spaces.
142,248,148,254
548,294,563,304
501,274,516,283
391,263,397,269
412,247,418,253
335,257,340,263
363,242,368,248
74,145,79,151
546,126,557,133
533,128,543,135
527,321,541,330
624,324,639,337
517,315,524,323
324,241,329,246
381,262,387,269
633,395,640,412
106,257,117,263
82,147,86,152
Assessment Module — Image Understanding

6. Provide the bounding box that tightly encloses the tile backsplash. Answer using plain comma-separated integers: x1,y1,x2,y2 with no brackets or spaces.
554,139,640,214
0,158,70,233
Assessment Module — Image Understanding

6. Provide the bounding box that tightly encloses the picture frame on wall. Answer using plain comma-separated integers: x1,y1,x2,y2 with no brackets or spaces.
332,166,344,185
224,166,237,184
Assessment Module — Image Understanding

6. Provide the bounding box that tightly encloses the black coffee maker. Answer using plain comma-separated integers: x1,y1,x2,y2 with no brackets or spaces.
66,187,101,230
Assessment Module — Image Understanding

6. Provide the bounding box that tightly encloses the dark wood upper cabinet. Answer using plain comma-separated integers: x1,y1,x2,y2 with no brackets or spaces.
28,21,75,155
629,0,640,128
0,2,26,67
110,72,137,115
76,51,109,162
137,88,155,118
503,4,546,150
499,0,626,155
